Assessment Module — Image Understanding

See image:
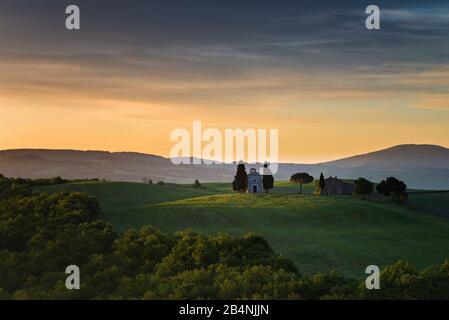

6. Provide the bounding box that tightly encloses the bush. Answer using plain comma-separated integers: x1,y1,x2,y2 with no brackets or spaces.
354,178,374,198
193,179,202,188
377,177,407,197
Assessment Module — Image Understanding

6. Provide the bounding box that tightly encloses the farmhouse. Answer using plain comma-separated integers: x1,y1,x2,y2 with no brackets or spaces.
247,168,263,193
322,176,354,195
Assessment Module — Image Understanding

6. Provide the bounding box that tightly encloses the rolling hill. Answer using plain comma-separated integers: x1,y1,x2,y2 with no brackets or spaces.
38,181,449,277
278,144,449,190
3,144,449,189
325,144,449,169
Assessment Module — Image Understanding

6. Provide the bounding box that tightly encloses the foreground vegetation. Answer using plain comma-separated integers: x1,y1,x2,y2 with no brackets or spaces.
3,175,449,299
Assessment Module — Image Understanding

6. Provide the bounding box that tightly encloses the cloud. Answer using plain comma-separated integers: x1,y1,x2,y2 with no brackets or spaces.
1,0,449,159
410,94,449,111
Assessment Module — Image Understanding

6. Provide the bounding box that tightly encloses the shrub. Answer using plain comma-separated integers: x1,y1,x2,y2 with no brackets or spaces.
354,178,374,198
193,179,202,188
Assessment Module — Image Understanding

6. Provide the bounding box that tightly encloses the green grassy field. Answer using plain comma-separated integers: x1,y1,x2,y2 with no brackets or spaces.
37,181,233,210
408,191,449,213
38,181,449,277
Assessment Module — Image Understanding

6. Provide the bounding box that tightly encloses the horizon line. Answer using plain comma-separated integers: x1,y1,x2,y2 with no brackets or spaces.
0,143,447,165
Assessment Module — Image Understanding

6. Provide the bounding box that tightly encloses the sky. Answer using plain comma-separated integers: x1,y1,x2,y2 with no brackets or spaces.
0,0,449,163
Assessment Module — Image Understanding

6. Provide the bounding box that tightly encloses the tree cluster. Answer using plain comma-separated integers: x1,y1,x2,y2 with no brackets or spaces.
377,177,408,201
354,178,374,198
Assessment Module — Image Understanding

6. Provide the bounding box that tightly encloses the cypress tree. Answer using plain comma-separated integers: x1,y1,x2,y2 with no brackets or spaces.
233,164,248,193
319,173,325,191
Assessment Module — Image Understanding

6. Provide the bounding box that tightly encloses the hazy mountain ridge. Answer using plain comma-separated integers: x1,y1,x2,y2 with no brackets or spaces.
324,145,449,169
1,145,448,189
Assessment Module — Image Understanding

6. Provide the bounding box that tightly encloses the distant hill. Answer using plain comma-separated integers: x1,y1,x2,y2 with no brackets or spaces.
274,144,449,190
1,144,449,189
325,145,449,169
0,149,234,184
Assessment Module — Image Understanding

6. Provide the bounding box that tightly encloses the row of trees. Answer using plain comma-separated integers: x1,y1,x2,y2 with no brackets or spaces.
232,164,408,200
142,177,165,185
288,171,407,200
143,177,203,189
354,176,407,200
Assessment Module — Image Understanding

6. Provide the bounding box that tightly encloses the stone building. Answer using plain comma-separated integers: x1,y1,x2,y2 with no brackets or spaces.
322,176,354,195
247,168,263,193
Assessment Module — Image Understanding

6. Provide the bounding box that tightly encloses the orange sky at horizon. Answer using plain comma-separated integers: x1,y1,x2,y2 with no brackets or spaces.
2,2,449,164
1,86,449,164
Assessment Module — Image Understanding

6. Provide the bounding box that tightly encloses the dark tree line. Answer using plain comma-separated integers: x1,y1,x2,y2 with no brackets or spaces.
377,177,407,198
289,171,408,201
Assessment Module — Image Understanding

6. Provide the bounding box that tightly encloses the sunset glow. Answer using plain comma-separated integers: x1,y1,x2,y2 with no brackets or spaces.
1,1,449,163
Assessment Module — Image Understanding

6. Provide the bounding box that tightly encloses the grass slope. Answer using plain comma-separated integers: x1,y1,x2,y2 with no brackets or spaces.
37,181,232,210
408,191,449,213
38,181,449,277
